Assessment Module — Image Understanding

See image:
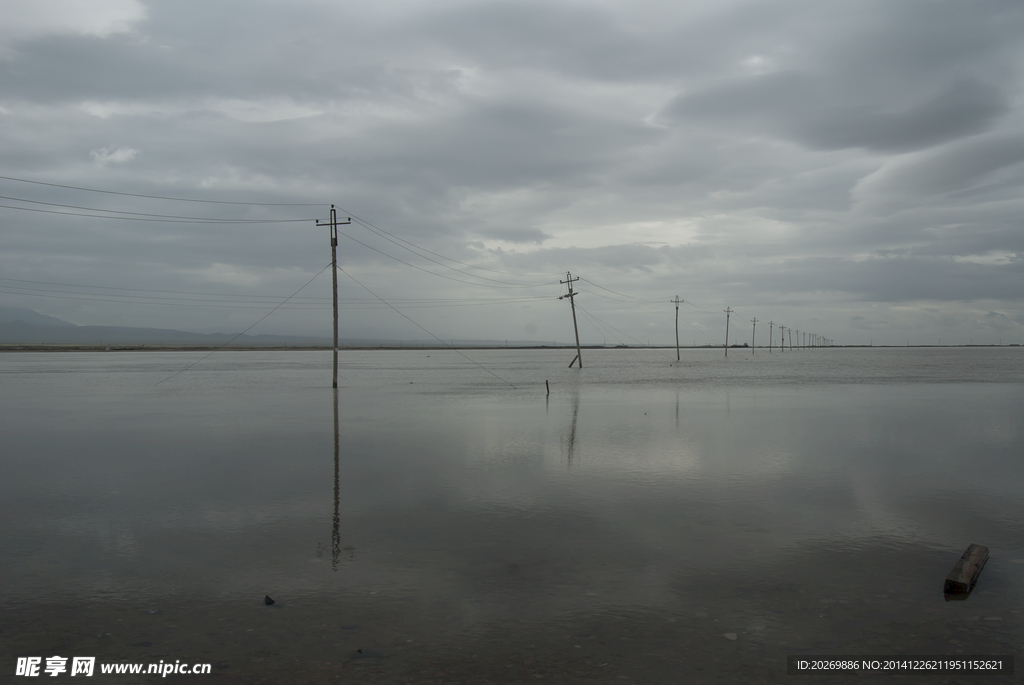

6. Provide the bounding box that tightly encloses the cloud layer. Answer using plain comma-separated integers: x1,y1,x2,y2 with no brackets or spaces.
1,0,1023,345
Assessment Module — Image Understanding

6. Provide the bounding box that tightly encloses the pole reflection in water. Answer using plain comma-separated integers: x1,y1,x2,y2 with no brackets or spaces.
323,387,356,569
563,390,580,466
332,387,341,571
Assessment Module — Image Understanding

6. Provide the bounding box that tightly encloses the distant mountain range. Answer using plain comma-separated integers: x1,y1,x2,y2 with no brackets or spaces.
0,307,546,348
0,306,336,347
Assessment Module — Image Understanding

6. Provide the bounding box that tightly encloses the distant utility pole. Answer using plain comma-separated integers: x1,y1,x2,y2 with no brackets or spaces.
316,205,352,388
724,307,733,357
768,321,774,354
671,296,682,361
560,272,583,368
751,317,758,355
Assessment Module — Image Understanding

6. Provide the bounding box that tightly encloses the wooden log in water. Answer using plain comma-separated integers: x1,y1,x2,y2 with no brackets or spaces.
944,543,989,595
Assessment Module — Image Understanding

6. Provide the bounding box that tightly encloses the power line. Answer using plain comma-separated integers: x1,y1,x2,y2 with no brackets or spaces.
0,276,551,304
0,285,550,310
0,195,313,222
0,203,310,224
682,300,718,314
337,226,553,287
578,277,662,303
0,174,323,206
342,213,562,278
336,265,517,389
573,306,645,370
575,288,642,304
574,302,674,361
154,262,334,386
335,227,558,290
0,276,329,300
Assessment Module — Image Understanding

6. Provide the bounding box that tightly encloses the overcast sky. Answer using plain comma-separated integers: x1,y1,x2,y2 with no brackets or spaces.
2,0,1023,346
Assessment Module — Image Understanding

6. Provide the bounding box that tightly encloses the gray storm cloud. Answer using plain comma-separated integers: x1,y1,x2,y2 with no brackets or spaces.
1,0,1023,345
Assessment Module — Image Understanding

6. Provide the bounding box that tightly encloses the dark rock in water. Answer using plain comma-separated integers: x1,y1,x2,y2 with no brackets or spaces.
264,595,275,605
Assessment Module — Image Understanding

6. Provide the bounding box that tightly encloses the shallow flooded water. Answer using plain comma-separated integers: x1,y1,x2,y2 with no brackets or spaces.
3,347,1023,682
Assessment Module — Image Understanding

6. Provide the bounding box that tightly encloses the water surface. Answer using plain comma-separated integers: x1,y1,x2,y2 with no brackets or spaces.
3,347,1022,682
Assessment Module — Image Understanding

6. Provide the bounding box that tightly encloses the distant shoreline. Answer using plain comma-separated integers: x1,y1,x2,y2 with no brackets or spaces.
0,344,1016,352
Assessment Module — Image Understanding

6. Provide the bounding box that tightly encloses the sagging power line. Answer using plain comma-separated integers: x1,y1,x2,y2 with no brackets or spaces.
0,174,323,206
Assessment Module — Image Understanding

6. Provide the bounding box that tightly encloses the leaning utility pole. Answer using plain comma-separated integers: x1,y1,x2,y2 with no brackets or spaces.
316,205,352,388
560,272,583,368
724,307,733,357
768,320,774,353
751,317,758,355
671,295,682,361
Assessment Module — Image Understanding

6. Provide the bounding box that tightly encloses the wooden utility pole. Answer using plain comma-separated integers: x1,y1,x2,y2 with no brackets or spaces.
780,325,785,352
751,317,757,355
560,272,583,368
671,296,682,360
724,307,733,357
768,320,774,353
316,205,351,388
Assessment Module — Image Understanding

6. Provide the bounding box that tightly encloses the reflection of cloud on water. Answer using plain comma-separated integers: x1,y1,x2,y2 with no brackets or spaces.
8,370,1024,628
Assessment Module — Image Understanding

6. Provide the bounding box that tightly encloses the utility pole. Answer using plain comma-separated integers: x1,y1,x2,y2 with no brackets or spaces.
671,296,682,361
751,317,757,355
724,307,733,357
768,321,774,354
316,205,352,388
780,326,785,352
560,272,583,368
